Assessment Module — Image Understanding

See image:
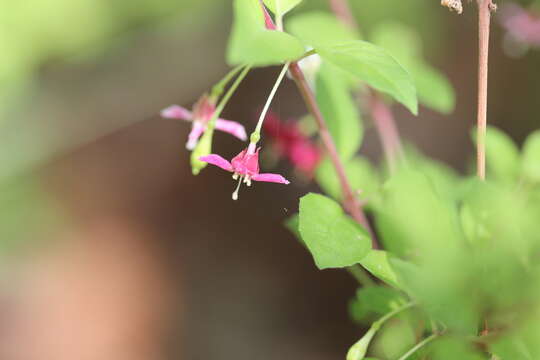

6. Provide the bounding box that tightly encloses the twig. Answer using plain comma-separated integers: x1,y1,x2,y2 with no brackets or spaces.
369,93,405,173
476,0,495,180
329,0,357,29
289,63,377,246
328,0,405,174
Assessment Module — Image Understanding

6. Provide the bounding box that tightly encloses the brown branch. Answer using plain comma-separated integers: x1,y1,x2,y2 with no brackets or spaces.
289,63,377,246
369,93,405,173
328,0,404,173
328,0,357,29
257,1,378,247
476,0,495,180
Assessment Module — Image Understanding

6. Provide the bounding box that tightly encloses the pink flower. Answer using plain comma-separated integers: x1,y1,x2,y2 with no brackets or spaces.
500,4,540,48
161,95,247,150
263,112,321,176
200,145,290,200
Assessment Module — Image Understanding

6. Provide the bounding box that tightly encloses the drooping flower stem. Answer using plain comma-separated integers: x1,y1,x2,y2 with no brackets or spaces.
211,65,246,100
346,302,415,360
397,333,439,360
476,0,495,180
250,62,290,147
289,63,377,245
208,65,252,131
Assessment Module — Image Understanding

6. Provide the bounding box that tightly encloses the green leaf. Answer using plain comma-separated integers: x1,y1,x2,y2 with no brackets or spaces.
350,286,405,324
430,338,485,360
227,0,305,66
371,22,454,114
263,0,302,16
472,126,520,182
284,214,301,241
316,157,379,202
299,193,371,270
413,63,455,114
316,41,418,114
287,11,360,47
522,130,540,183
491,335,534,360
360,250,401,288
315,63,363,160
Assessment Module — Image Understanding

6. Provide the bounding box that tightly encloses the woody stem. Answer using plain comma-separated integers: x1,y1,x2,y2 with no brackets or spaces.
476,0,493,180
289,63,377,246
329,0,404,173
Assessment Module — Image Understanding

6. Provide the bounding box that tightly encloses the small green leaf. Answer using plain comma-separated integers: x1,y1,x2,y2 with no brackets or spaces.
472,126,520,182
227,0,305,66
522,130,540,183
287,11,360,47
350,286,405,324
263,0,302,16
316,41,418,114
315,63,363,160
360,250,401,288
316,157,379,202
299,193,371,270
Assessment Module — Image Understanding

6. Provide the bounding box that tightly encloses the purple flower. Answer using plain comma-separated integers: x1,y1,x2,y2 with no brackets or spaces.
200,145,290,200
161,95,247,150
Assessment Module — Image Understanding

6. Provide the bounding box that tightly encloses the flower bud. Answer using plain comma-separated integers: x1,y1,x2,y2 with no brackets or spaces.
191,127,214,175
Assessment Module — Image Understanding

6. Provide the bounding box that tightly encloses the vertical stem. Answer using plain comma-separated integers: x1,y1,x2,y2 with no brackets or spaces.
370,93,405,174
290,63,377,247
329,0,357,29
257,0,378,248
476,0,493,180
328,0,405,173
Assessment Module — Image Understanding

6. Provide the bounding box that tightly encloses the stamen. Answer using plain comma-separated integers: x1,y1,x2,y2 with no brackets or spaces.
232,176,243,201
232,173,239,180
244,176,252,187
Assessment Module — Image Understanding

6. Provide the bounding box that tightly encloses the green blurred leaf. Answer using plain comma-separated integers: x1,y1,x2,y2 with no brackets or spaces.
374,170,462,257
284,214,302,241
429,338,484,360
316,157,379,202
316,41,418,114
371,22,454,114
471,126,520,183
299,193,371,269
350,286,405,324
521,130,540,183
316,64,363,160
412,63,455,114
287,11,360,47
263,0,303,16
491,335,534,360
227,0,305,66
360,250,402,288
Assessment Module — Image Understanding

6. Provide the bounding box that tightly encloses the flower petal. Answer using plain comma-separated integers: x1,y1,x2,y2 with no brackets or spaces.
186,122,205,150
161,105,192,121
215,119,248,141
252,173,290,184
199,154,234,172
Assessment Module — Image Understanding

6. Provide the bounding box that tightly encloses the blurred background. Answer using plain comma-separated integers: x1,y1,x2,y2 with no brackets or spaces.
0,0,539,359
